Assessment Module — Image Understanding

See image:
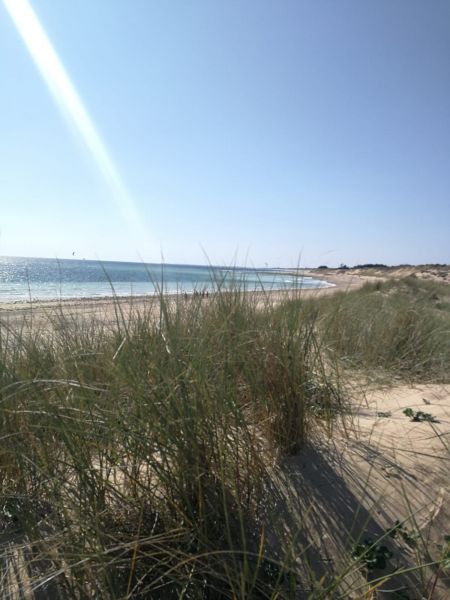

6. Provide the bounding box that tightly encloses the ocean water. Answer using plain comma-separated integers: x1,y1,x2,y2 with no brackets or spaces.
0,256,333,302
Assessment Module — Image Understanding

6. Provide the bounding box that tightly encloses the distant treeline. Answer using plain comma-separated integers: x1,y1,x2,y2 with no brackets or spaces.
353,263,389,269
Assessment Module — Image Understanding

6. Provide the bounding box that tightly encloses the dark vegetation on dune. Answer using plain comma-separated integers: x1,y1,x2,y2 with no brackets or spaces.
0,276,449,598
317,263,449,270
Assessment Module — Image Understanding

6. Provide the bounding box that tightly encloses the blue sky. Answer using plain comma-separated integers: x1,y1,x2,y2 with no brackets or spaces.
0,0,449,267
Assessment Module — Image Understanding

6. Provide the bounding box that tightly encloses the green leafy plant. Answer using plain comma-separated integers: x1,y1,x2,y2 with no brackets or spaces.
403,408,438,423
352,537,393,572
442,535,450,569
377,411,391,418
388,520,419,547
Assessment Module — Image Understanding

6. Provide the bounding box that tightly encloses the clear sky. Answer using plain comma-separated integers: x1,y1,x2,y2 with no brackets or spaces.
0,0,449,267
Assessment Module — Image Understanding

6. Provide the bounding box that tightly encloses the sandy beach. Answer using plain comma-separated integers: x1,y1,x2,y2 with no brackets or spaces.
1,263,447,335
4,263,447,324
0,270,368,331
0,271,367,328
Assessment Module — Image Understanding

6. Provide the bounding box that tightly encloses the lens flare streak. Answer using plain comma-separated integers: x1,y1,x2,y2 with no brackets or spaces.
3,0,146,239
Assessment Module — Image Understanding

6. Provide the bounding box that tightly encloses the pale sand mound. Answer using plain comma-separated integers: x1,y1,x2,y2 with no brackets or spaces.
269,384,450,598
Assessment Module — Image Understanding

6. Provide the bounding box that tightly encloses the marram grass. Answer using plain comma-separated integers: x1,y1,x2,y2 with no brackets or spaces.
0,286,340,598
0,277,449,598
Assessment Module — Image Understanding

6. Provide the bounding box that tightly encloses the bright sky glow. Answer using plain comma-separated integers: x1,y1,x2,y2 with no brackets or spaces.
3,0,147,244
0,1,449,266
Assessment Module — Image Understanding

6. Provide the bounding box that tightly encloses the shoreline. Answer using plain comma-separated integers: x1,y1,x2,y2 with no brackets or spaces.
8,260,447,315
0,273,361,310
0,270,373,311
0,272,368,331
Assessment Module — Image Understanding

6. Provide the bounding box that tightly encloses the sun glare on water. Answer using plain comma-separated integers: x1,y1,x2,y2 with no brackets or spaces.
3,0,148,243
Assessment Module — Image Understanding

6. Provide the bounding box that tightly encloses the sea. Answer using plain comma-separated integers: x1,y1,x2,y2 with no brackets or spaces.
0,256,333,303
